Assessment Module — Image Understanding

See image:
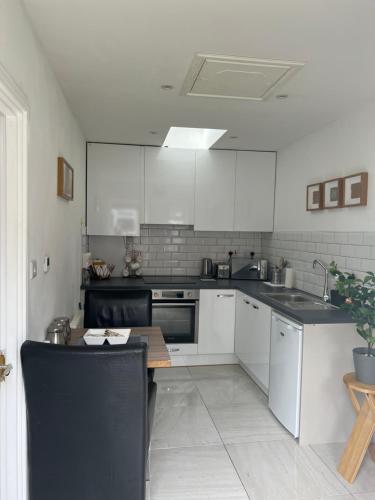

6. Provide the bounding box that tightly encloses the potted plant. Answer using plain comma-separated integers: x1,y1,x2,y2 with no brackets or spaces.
330,262,375,384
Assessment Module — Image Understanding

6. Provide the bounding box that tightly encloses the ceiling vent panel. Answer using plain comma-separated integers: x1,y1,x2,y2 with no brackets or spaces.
181,54,304,101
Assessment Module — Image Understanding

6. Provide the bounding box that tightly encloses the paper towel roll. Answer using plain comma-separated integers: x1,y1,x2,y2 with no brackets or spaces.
285,268,295,288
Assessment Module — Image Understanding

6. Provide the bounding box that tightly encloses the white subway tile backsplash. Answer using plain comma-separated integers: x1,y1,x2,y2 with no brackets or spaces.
363,232,375,246
88,228,375,290
347,232,364,245
262,231,375,298
89,224,261,277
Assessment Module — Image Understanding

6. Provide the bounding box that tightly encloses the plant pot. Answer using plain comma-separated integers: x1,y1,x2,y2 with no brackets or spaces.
353,347,375,385
330,290,345,307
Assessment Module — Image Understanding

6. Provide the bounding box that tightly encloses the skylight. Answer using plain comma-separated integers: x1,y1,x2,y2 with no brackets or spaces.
162,127,227,149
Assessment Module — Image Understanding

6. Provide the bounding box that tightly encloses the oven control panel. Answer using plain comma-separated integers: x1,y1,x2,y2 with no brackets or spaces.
152,289,199,300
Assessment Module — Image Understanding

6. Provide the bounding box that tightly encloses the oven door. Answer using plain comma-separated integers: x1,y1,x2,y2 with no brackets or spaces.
152,301,198,344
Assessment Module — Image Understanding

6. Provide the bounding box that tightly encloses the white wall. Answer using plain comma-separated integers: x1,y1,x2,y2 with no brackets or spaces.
275,102,375,231
0,0,85,339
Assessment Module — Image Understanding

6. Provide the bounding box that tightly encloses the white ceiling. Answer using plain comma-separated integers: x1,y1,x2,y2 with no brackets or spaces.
22,0,375,150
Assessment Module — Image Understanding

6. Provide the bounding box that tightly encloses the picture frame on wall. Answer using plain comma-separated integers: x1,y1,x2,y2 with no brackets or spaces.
306,183,323,211
343,172,368,207
57,157,74,201
323,177,343,209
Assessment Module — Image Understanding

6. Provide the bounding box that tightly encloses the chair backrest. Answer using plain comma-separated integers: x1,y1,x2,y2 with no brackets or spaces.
21,340,147,500
84,289,152,328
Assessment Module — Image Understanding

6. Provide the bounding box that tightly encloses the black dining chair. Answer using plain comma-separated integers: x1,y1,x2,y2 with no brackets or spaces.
84,289,152,329
83,288,155,386
21,340,157,500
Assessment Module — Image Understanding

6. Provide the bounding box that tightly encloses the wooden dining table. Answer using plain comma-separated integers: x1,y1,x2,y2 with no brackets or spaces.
69,326,171,368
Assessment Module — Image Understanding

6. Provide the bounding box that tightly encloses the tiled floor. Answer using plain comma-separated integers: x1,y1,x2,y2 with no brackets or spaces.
149,365,375,500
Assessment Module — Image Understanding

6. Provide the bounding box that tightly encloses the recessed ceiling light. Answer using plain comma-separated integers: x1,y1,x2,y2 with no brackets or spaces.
161,84,174,91
162,127,227,149
276,94,289,99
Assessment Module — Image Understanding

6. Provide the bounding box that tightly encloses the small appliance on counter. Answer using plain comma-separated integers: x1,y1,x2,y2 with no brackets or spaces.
231,255,268,280
216,263,230,279
200,258,216,280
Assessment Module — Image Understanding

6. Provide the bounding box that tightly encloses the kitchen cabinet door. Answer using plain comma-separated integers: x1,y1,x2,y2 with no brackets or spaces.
235,292,272,393
87,143,144,236
198,289,235,354
247,297,272,392
235,291,252,364
145,147,195,225
234,151,276,231
195,150,236,231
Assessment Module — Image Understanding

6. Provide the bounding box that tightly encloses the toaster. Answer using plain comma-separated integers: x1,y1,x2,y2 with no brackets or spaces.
216,263,230,279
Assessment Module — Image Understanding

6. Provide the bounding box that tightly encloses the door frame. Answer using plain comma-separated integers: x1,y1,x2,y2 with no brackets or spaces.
0,62,28,500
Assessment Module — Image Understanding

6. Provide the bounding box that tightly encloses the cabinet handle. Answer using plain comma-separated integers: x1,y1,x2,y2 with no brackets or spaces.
217,294,234,298
252,304,259,310
244,299,250,305
168,347,180,352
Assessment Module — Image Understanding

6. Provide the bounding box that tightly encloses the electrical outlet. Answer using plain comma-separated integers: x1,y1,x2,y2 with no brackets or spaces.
29,260,37,279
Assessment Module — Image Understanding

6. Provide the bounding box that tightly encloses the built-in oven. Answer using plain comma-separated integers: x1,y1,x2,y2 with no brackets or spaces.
151,289,199,344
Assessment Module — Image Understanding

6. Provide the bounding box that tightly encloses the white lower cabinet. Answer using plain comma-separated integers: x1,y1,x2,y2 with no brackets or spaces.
198,290,236,354
235,291,272,393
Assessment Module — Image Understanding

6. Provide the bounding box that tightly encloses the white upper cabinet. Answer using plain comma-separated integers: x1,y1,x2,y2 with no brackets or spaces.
86,145,276,233
195,150,236,231
87,143,144,236
145,147,195,225
234,151,276,231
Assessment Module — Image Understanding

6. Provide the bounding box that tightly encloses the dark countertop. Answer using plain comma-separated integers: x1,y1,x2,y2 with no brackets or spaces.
83,276,353,325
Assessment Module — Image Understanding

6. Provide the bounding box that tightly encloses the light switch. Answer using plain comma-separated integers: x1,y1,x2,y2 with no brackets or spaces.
43,256,50,273
29,260,37,279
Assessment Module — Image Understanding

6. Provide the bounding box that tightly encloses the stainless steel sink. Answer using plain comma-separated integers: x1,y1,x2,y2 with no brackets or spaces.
287,301,337,311
261,292,338,311
263,293,311,303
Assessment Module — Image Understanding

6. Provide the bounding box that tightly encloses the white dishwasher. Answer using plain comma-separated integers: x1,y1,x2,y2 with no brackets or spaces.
268,312,303,438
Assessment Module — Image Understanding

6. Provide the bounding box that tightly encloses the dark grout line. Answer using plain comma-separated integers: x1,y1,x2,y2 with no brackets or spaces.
308,444,356,497
192,370,252,500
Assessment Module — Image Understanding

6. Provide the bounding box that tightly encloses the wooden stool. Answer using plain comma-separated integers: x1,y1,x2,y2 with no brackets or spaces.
338,372,375,483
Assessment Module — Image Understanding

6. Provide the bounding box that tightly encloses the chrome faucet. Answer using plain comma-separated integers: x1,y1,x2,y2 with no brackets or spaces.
313,259,330,302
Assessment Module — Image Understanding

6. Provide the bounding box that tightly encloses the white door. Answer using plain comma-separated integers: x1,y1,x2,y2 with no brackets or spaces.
234,151,276,231
86,143,144,236
195,150,236,231
145,147,195,224
198,290,236,354
0,67,28,500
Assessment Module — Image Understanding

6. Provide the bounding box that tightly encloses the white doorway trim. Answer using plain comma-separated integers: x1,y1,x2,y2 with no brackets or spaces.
0,63,28,500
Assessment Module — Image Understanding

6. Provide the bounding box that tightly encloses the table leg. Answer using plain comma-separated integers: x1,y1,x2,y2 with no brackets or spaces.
338,398,375,483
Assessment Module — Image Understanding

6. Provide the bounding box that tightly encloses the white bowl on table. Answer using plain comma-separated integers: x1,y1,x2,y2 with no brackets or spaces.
84,328,131,345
